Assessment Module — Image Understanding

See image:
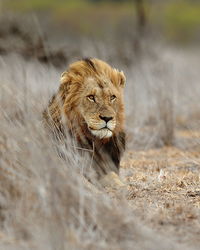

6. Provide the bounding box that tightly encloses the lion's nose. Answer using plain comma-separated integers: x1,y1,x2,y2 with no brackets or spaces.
99,116,113,123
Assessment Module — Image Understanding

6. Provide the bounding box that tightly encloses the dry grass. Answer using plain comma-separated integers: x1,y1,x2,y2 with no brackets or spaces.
122,145,200,248
0,43,200,250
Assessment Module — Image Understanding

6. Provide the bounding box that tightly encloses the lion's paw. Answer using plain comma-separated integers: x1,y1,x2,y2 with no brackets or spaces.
99,171,125,190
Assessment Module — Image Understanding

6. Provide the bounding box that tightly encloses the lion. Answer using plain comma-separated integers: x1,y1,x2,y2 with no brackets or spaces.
43,58,126,187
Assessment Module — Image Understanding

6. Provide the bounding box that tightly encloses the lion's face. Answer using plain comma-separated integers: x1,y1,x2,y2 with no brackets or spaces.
55,58,125,140
78,77,122,139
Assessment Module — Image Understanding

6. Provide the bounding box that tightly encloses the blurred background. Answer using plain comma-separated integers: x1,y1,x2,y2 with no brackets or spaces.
2,0,200,44
1,0,200,67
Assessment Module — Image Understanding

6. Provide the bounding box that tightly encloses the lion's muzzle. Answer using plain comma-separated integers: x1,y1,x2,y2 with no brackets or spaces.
88,118,116,139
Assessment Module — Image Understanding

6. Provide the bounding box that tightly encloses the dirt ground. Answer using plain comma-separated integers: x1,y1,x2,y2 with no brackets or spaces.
117,129,200,248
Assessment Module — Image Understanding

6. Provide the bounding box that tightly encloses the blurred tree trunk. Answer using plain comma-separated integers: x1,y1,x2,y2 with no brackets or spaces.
134,0,147,53
135,0,146,36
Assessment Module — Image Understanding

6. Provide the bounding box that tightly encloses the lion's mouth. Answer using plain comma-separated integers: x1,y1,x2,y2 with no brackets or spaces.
89,126,112,132
89,127,113,139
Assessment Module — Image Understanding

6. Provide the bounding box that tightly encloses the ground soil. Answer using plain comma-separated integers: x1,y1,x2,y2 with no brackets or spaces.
118,129,200,248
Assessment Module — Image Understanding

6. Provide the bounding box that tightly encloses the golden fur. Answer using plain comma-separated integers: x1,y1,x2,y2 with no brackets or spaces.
44,58,126,178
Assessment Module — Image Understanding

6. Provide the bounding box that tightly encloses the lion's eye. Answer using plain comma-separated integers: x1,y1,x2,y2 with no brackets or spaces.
110,95,116,101
87,95,95,102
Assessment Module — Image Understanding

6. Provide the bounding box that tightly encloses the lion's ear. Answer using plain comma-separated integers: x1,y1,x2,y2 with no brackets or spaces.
58,71,71,102
60,71,72,92
119,71,126,87
60,71,69,84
